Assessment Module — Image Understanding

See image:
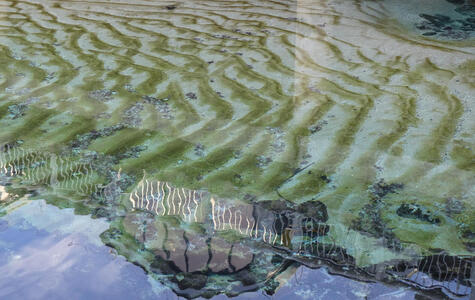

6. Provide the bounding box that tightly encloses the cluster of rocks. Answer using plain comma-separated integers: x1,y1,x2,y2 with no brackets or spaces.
308,120,328,134
116,145,148,161
266,127,285,153
88,89,116,102
71,124,126,150
7,104,27,119
256,155,272,168
194,143,205,157
396,203,441,224
415,1,475,39
352,179,404,250
122,102,144,127
142,95,173,119
370,179,404,199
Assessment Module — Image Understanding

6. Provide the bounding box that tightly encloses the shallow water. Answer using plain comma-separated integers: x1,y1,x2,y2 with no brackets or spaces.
0,200,422,300
0,0,474,299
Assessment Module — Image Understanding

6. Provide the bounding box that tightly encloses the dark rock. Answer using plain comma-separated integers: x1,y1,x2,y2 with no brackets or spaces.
309,120,327,134
235,269,257,286
263,278,279,295
455,5,475,17
447,0,465,4
7,104,27,119
123,102,144,127
257,199,289,212
142,95,173,119
461,228,475,239
416,6,475,39
116,145,148,160
352,197,402,250
71,124,126,150
296,200,328,223
151,257,176,274
445,197,464,215
243,194,257,202
194,143,204,156
396,203,441,224
165,5,176,10
185,92,197,100
273,213,290,234
92,207,108,218
256,156,272,168
270,255,284,265
1,141,23,152
176,273,207,290
320,175,331,183
420,14,452,27
88,89,115,102
106,228,121,239
371,180,403,199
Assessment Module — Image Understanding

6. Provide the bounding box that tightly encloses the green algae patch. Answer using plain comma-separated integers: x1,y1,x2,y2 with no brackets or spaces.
451,139,475,171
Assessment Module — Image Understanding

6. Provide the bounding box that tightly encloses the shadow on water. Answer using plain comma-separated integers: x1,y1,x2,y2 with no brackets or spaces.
0,145,473,299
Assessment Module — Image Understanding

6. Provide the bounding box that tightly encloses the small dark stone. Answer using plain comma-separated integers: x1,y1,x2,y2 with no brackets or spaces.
185,92,197,100
176,273,207,290
320,175,331,183
309,125,322,133
165,5,176,10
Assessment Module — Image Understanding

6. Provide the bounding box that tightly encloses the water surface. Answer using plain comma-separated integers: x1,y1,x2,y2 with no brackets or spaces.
0,0,474,298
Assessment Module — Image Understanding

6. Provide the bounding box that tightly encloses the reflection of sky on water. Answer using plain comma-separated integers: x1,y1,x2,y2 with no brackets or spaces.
0,200,426,300
0,201,172,300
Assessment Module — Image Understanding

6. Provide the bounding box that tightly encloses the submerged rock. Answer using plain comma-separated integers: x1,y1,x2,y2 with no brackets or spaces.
296,201,328,223
88,89,115,102
397,203,441,224
175,273,208,290
415,1,475,39
370,180,403,199
7,104,27,119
